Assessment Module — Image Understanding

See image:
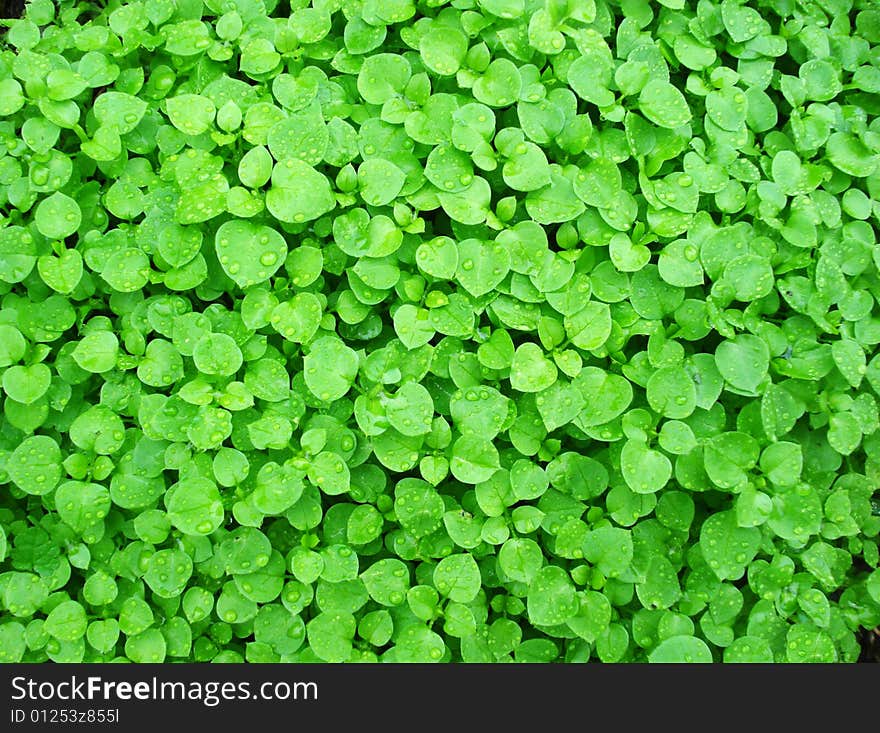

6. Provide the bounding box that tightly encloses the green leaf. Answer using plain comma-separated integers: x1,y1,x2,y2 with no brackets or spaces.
386,382,434,436
2,363,51,403
72,331,118,373
44,601,88,642
498,538,544,584
192,333,242,377
358,158,406,207
647,366,696,419
307,611,355,662
715,335,769,393
303,336,359,403
455,238,510,297
574,367,633,427
639,80,692,129
165,478,225,536
0,227,37,283
55,481,110,533
38,249,83,294
700,510,761,581
527,566,578,626
144,549,194,598
308,451,350,496
450,436,500,484
648,635,712,663
267,159,336,223
433,554,481,603
473,59,521,107
621,440,672,494
389,483,441,542
420,27,468,76
510,342,557,393
361,559,410,606
93,91,147,134
564,301,612,351
825,133,878,177
723,636,775,663
393,304,435,349
165,94,216,136
271,293,323,344
34,192,81,240
215,220,286,288
8,436,62,496
357,54,411,105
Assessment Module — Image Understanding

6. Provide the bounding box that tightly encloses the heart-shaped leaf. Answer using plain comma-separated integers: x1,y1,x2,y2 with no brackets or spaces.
455,238,510,297
37,249,83,294
2,363,52,404
215,220,287,288
510,342,557,393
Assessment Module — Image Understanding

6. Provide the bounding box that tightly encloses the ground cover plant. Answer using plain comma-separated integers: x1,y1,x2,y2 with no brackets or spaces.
0,0,879,664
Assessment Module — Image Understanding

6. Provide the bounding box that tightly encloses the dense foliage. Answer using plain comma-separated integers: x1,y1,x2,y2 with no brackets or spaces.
1,0,880,664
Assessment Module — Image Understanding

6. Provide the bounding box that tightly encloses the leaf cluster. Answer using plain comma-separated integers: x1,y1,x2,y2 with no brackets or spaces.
0,0,879,663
